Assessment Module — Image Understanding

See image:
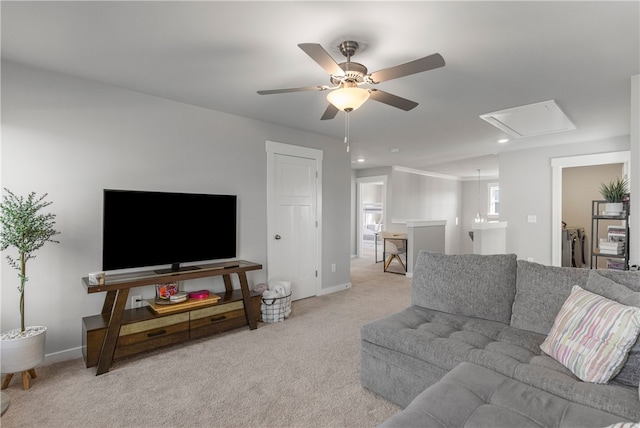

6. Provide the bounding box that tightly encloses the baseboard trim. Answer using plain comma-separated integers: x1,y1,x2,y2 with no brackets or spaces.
43,346,83,366
318,282,351,296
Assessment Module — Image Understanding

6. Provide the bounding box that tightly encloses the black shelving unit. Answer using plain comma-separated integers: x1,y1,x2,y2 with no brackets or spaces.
590,199,630,270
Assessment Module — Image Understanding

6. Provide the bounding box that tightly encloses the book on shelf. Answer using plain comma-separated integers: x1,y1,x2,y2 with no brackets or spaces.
599,239,625,248
600,248,624,256
607,234,626,242
606,226,626,242
598,240,625,254
607,225,627,234
607,260,627,270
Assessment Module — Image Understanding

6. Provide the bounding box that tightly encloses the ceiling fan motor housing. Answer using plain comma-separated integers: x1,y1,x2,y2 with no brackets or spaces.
330,41,368,85
331,62,368,85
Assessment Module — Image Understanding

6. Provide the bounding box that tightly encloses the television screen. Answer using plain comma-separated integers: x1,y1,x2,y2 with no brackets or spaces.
102,189,237,272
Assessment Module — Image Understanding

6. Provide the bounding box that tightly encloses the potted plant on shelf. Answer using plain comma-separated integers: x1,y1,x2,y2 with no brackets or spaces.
0,189,60,390
599,177,629,216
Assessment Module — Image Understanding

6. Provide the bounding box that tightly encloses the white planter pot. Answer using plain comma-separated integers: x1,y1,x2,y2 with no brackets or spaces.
605,202,624,216
0,326,46,374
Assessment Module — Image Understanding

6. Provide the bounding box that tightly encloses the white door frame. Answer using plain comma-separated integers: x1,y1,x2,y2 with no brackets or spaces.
266,140,322,296
356,175,387,258
551,151,630,266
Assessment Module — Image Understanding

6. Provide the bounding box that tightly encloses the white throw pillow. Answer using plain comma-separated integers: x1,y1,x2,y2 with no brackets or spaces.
540,285,640,384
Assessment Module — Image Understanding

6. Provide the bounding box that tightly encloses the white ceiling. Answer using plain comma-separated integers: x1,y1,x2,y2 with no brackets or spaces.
2,1,639,179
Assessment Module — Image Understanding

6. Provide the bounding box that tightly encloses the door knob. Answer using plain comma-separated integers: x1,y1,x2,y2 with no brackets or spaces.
275,235,281,240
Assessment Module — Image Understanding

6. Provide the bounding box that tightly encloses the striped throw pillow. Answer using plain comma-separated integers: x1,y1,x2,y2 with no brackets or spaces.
540,285,640,384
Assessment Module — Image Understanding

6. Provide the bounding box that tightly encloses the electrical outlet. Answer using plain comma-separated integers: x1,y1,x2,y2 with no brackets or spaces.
331,263,336,272
131,295,142,309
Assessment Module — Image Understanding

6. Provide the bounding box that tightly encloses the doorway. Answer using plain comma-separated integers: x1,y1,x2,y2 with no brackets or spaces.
551,151,630,266
356,176,387,260
266,141,322,301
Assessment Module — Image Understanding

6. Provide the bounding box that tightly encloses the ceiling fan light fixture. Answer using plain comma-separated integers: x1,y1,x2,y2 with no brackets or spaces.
326,86,370,112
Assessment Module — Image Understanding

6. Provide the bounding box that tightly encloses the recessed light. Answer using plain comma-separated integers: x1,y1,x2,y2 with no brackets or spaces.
498,138,509,144
390,148,400,153
357,158,365,163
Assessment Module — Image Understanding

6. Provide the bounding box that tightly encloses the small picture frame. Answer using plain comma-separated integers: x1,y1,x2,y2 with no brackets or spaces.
88,272,105,286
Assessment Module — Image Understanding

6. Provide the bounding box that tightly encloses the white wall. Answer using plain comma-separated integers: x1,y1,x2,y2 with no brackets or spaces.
1,60,351,362
500,136,631,265
355,166,462,255
389,168,462,254
460,178,497,254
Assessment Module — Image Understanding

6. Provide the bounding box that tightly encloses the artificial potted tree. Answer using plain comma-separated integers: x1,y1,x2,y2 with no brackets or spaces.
0,189,60,390
599,177,629,216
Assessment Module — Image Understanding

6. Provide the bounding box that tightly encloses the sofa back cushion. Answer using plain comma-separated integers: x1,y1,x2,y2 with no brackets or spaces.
585,270,640,386
511,261,640,334
411,251,517,324
511,261,591,334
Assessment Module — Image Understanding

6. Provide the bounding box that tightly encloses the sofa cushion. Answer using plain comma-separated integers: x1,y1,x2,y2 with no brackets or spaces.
411,251,517,324
511,260,591,334
585,270,640,305
361,305,550,384
515,357,640,421
378,362,632,428
361,306,513,373
540,285,640,384
586,270,640,386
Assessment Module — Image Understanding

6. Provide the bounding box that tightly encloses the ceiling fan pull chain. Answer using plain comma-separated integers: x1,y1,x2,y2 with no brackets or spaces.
344,111,348,145
344,112,350,152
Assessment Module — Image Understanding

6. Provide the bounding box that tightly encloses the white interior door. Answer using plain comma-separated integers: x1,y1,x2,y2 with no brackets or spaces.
267,142,321,301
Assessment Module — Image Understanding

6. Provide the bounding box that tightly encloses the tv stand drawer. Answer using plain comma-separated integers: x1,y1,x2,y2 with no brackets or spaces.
114,328,190,360
190,308,247,339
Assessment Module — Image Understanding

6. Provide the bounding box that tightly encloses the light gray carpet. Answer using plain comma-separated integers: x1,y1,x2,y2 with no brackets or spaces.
1,255,410,427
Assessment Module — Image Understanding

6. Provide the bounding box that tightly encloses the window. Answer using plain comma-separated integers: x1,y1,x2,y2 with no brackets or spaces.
488,183,500,216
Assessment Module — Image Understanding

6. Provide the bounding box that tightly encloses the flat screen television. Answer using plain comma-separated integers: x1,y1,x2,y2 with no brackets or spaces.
102,189,237,273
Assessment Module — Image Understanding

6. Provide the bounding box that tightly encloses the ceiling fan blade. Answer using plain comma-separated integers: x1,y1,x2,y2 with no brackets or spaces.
369,89,418,111
320,103,340,120
257,85,330,95
298,43,345,77
368,53,445,83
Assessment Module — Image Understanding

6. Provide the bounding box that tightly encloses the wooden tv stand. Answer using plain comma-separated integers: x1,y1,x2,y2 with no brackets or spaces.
82,260,262,375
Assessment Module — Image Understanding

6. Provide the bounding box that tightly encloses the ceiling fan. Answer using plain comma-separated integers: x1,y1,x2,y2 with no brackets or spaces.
257,41,445,120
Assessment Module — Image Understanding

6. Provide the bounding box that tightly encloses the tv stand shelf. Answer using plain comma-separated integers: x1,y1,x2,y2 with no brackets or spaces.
82,260,262,375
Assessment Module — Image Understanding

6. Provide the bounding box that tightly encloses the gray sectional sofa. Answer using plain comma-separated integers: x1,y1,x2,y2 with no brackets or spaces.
361,251,640,427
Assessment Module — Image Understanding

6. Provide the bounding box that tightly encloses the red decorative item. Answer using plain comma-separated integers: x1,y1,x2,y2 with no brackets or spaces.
189,290,210,299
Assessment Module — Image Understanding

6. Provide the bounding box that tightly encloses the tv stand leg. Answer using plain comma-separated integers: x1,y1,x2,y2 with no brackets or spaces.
101,290,117,315
237,272,257,330
96,288,129,375
223,275,233,293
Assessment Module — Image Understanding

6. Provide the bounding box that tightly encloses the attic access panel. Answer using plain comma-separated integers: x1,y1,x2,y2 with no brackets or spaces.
479,99,576,138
